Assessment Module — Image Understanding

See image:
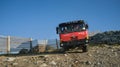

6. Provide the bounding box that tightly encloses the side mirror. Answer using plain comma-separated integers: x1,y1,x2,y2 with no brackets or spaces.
56,27,59,34
85,24,88,29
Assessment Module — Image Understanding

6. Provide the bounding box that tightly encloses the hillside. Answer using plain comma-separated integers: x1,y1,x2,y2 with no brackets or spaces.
90,30,120,45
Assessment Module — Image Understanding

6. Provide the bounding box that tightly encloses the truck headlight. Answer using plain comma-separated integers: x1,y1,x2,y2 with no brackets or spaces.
86,40,88,43
60,43,63,47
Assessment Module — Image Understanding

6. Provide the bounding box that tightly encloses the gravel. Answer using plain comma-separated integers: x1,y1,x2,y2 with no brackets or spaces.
0,45,120,67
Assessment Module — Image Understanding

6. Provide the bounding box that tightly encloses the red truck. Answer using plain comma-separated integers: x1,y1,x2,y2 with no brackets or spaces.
56,20,89,52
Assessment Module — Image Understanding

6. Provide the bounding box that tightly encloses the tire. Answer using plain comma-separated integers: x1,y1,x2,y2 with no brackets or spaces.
62,45,69,52
82,45,88,52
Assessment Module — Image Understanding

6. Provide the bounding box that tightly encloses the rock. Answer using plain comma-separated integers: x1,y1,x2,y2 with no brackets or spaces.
108,46,113,49
86,61,91,65
40,63,48,67
50,61,56,65
31,57,35,61
33,62,38,65
3,58,16,62
64,60,67,62
12,63,18,66
111,49,114,52
44,55,49,58
23,59,27,61
80,61,85,64
74,60,79,64
38,56,45,58
69,64,72,67
104,44,109,48
64,54,67,56
97,62,101,65
36,60,43,64
96,51,99,53
5,65,9,67
32,57,38,61
87,53,92,57
114,52,117,56
56,57,60,60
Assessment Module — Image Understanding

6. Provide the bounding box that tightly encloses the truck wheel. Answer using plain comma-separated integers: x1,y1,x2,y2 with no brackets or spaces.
62,45,69,52
82,45,88,52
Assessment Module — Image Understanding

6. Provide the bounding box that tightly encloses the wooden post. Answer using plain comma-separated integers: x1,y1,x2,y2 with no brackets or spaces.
56,39,59,49
30,38,32,53
45,40,48,52
7,36,10,54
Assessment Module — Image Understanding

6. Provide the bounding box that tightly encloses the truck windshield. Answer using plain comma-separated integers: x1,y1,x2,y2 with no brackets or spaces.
59,23,86,34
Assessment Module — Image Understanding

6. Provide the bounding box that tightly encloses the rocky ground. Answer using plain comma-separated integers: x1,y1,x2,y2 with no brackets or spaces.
0,44,120,67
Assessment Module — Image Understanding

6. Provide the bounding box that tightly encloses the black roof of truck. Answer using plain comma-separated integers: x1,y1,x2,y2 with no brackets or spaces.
59,20,85,27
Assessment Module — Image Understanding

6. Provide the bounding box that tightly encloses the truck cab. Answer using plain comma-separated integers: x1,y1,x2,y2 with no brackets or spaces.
56,20,89,52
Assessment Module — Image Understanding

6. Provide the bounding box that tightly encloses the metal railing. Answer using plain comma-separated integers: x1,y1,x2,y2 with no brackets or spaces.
0,35,59,54
0,35,31,54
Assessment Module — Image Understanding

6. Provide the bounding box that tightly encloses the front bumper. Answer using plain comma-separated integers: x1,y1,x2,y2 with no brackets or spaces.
60,39,89,47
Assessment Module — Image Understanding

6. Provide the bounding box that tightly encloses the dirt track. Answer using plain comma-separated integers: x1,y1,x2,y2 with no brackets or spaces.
0,45,120,67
